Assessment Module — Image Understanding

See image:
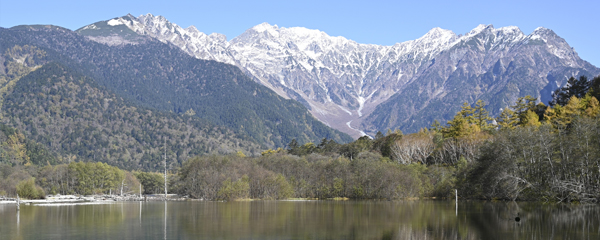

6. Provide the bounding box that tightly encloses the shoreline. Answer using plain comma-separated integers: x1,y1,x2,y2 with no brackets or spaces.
1,195,586,205
0,194,186,206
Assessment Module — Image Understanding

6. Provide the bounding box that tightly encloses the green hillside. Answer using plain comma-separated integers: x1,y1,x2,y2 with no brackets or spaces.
1,60,261,170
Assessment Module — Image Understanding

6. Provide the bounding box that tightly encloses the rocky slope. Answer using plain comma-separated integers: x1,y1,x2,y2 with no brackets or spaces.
79,14,600,136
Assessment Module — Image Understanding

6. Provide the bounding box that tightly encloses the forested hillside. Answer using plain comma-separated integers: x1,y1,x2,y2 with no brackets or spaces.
3,61,262,170
172,75,600,202
1,75,598,202
0,26,352,148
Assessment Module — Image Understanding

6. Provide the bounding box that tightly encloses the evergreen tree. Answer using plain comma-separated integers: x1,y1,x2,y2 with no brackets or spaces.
550,76,590,106
287,139,300,155
498,95,538,126
459,102,475,122
589,76,600,102
471,100,494,131
372,133,402,158
374,131,384,140
443,114,472,139
513,96,537,118
496,108,518,130
430,120,442,132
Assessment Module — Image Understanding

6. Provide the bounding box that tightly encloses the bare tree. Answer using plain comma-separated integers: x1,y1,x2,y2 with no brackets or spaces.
392,132,435,164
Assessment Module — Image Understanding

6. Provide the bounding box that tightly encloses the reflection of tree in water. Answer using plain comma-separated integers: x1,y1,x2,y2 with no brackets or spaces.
2,201,599,239
375,201,599,240
463,201,600,240
175,200,600,240
178,201,484,239
378,224,480,240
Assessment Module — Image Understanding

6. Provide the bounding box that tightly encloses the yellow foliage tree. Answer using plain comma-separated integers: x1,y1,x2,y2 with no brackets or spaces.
459,102,475,122
443,100,494,138
544,96,585,128
471,100,495,131
261,147,286,156
443,113,480,139
521,110,541,127
497,108,518,130
236,150,246,158
585,96,600,117
2,132,30,165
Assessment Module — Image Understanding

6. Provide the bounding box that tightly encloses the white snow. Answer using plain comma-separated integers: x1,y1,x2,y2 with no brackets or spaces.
498,26,521,34
357,96,365,117
278,74,286,86
346,121,368,137
80,24,98,30
106,14,574,136
467,24,490,36
252,22,280,38
107,19,124,26
338,106,352,116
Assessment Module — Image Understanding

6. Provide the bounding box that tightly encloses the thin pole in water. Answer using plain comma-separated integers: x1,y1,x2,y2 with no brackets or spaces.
455,189,458,216
16,193,20,211
164,201,167,240
164,138,167,200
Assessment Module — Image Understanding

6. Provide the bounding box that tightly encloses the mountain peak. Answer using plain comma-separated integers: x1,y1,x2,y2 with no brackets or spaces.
185,25,199,33
422,27,457,39
124,13,136,20
497,26,523,35
531,26,555,36
252,22,278,32
74,13,598,136
138,13,169,24
528,27,558,42
208,32,227,42
467,24,494,35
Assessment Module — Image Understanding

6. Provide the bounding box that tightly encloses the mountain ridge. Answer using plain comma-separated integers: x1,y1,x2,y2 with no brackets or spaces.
1,24,352,153
78,14,600,136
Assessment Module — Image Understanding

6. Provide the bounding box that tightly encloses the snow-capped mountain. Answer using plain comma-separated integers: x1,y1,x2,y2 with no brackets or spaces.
78,14,600,137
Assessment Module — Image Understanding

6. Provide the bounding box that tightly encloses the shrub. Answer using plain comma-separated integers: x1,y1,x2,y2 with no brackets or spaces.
16,178,45,199
217,175,250,201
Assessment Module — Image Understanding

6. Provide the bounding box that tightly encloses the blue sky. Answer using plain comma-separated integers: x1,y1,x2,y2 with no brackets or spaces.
1,0,598,67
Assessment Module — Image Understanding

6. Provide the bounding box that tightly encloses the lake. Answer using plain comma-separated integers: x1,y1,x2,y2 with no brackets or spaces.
1,200,598,239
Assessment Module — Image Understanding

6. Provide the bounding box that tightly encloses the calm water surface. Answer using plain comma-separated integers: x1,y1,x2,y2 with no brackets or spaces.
1,200,598,239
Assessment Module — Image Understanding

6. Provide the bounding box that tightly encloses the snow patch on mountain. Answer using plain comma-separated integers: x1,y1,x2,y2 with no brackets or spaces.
107,19,124,26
